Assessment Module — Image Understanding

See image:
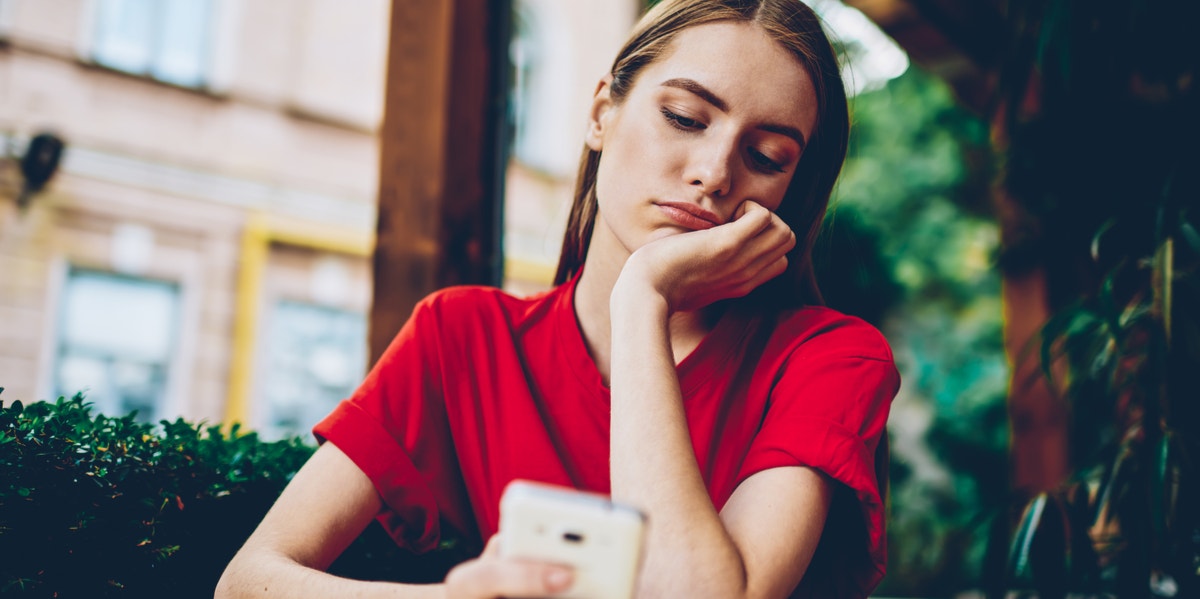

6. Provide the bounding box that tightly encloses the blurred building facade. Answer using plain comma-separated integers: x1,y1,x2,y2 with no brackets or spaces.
0,0,386,438
502,0,638,293
0,0,638,438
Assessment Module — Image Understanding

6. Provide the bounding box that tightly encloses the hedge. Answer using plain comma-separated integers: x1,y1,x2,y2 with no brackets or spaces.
0,389,471,598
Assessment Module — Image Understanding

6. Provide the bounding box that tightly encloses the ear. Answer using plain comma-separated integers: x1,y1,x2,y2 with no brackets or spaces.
585,74,615,152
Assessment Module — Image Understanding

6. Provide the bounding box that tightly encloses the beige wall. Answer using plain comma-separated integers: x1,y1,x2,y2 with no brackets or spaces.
1,0,385,197
0,0,643,430
0,0,384,430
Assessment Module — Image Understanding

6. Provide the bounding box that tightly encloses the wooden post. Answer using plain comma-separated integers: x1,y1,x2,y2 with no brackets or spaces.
1002,267,1069,494
371,0,510,364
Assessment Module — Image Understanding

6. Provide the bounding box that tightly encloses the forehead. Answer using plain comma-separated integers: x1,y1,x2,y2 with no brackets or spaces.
638,20,819,136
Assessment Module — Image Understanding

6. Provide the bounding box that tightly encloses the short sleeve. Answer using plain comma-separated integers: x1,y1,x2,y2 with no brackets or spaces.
738,317,900,598
313,295,470,553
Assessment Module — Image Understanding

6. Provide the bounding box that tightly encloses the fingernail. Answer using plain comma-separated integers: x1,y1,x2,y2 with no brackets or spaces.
545,567,574,591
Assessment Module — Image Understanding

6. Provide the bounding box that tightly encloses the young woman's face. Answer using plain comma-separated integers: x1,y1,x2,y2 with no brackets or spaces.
586,20,819,261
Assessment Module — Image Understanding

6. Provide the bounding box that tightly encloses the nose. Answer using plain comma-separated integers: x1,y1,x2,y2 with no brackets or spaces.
684,139,734,198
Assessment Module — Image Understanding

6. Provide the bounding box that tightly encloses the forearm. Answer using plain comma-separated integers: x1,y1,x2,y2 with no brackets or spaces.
215,443,446,599
607,283,748,599
216,548,445,599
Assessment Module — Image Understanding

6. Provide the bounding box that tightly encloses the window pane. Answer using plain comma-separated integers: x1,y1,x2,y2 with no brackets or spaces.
92,0,154,75
61,271,178,359
54,269,180,422
152,0,211,87
0,0,14,37
508,5,573,175
261,302,367,440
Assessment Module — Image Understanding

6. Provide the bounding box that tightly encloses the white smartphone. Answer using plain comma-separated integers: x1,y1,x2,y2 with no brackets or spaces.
498,480,647,599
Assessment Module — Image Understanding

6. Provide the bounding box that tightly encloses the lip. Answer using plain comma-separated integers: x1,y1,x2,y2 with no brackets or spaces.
654,201,722,231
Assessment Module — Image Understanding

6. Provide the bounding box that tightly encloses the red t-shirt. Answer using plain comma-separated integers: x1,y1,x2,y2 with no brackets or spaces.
314,277,899,597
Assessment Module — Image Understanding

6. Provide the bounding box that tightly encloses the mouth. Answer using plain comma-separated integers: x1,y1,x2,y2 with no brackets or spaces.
654,201,722,231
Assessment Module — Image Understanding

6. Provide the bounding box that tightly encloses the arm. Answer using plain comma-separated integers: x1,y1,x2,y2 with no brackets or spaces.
216,442,439,598
216,443,572,599
608,202,832,599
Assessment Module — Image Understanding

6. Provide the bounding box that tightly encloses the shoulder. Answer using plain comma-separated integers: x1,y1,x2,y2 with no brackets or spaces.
375,284,563,369
411,284,562,332
766,306,895,364
417,284,509,308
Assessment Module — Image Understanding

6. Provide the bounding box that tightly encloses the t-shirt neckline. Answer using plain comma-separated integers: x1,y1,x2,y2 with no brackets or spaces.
554,270,750,401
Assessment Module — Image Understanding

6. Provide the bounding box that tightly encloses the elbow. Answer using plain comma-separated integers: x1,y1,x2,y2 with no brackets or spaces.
214,560,240,599
635,554,752,599
216,550,258,599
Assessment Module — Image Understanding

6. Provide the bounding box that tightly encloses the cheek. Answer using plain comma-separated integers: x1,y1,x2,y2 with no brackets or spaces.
755,180,792,213
595,130,668,206
593,149,634,218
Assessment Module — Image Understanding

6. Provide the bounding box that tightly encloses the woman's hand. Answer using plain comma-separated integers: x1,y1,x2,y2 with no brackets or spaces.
442,535,574,599
616,200,796,313
218,445,571,599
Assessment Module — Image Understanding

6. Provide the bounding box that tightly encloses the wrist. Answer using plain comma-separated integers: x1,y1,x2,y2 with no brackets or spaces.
610,265,669,325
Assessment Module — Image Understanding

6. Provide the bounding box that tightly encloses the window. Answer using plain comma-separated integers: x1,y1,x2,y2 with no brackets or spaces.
259,301,367,440
0,0,13,39
90,0,213,88
54,268,181,422
508,2,574,176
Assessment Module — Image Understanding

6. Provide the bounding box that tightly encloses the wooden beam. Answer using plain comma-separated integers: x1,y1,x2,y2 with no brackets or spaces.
372,0,510,364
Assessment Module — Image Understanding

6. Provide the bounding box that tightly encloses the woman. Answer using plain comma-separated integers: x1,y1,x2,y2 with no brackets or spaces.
217,1,898,597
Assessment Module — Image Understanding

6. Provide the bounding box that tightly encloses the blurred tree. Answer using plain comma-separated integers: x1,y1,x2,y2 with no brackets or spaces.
814,66,1007,596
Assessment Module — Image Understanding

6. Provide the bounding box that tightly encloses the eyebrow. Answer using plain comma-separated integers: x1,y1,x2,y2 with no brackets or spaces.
660,77,808,152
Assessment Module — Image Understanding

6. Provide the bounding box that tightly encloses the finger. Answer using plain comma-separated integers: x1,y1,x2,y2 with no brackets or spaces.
446,558,574,598
733,199,766,221
744,213,796,251
726,201,774,238
736,225,795,284
731,214,796,266
724,254,789,299
751,253,790,286
743,234,795,280
698,202,779,266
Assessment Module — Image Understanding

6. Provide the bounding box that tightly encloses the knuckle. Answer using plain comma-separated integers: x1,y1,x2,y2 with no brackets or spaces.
443,562,472,590
752,207,772,227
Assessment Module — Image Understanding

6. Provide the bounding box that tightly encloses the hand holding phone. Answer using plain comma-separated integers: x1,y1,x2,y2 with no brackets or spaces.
499,480,647,599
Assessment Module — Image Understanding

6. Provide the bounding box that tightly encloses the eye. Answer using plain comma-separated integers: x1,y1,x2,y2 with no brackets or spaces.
660,107,704,131
748,148,786,173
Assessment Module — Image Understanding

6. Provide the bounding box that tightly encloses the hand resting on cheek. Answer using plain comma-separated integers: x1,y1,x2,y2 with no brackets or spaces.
615,200,797,314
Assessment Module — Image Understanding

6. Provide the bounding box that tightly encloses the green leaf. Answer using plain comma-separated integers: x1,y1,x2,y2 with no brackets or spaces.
1009,493,1048,582
1179,219,1200,255
1091,218,1117,262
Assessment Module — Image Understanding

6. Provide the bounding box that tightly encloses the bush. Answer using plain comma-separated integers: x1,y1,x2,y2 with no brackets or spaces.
0,389,470,598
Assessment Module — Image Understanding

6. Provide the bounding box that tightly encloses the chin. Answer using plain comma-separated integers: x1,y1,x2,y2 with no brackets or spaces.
641,228,688,244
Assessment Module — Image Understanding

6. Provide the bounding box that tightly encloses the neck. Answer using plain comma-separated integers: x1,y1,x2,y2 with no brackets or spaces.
572,231,714,384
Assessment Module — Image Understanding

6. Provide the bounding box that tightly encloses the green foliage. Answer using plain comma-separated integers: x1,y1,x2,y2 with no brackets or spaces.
995,0,1200,595
1007,215,1200,596
0,390,470,597
1011,186,1200,596
815,67,1009,596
